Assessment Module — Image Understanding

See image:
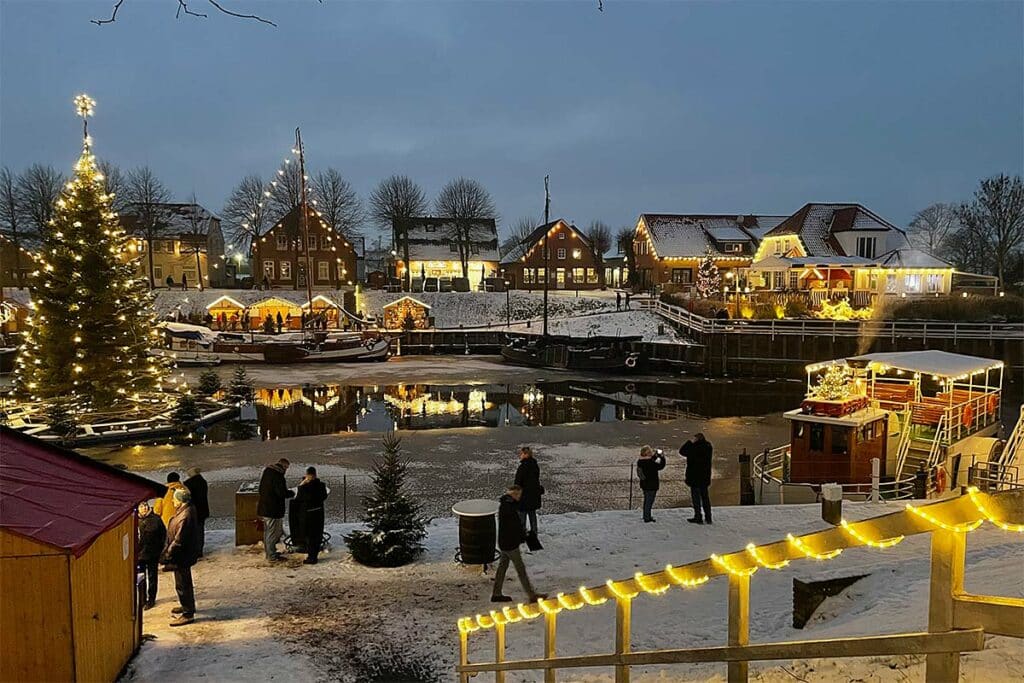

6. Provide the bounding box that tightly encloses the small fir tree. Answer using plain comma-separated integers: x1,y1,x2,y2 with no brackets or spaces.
171,393,201,427
226,366,255,404
345,433,427,567
262,315,275,334
16,95,166,407
809,364,853,401
197,368,222,397
694,248,722,299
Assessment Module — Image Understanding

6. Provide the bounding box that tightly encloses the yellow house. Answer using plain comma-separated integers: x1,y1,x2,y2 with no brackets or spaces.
121,202,226,288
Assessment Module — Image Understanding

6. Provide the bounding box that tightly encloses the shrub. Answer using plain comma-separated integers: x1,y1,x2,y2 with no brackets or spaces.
197,369,222,397
784,298,809,318
880,294,1023,322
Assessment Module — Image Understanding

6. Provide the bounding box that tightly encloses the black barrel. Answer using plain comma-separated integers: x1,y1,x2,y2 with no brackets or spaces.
458,514,496,564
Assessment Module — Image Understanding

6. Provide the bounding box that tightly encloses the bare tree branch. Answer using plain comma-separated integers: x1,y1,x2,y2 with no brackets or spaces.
435,177,498,279
91,0,126,26
93,0,277,27
177,1,208,20
205,0,276,26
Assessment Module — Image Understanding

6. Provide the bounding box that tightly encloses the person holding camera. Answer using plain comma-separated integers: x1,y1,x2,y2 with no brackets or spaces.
680,432,713,524
636,445,666,523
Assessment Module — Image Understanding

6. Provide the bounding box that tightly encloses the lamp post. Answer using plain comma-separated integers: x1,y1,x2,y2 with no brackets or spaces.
505,281,511,327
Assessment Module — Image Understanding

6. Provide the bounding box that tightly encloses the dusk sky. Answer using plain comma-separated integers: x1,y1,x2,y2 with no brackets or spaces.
2,0,1022,241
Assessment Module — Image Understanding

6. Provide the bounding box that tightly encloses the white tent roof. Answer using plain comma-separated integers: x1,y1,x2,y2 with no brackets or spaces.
847,350,1003,379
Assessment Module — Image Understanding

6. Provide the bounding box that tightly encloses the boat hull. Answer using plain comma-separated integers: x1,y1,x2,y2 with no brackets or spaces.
262,338,391,364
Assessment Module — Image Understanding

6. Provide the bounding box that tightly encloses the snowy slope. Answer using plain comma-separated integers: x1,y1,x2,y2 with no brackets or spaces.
123,503,1022,682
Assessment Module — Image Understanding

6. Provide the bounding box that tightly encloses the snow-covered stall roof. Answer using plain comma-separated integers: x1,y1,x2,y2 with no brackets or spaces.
847,350,1004,379
877,248,951,269
382,295,432,311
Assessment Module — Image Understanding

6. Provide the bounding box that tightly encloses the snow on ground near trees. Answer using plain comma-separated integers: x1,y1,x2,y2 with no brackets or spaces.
504,310,686,342
124,503,1023,682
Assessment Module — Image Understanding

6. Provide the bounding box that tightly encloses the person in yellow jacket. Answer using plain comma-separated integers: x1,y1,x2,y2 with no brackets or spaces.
154,472,187,527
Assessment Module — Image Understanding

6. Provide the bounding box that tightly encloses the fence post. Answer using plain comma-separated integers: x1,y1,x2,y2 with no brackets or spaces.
925,528,965,682
458,629,470,683
615,596,632,683
544,611,557,683
870,458,880,502
343,474,348,523
628,463,634,510
727,572,750,683
494,621,506,683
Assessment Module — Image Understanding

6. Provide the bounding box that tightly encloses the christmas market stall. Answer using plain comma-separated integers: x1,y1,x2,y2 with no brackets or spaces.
0,427,164,682
382,296,433,330
205,294,247,329
249,296,304,331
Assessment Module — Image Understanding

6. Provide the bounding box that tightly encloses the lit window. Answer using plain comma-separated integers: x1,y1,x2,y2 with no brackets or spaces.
558,232,566,240
317,261,329,280
280,261,292,280
586,267,598,284
572,249,582,259
572,267,585,282
263,260,275,278
557,248,566,260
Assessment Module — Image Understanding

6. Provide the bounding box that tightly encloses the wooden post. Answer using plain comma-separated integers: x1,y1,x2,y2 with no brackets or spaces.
615,597,632,683
544,611,557,683
728,573,750,683
926,529,965,682
494,622,506,683
458,629,470,683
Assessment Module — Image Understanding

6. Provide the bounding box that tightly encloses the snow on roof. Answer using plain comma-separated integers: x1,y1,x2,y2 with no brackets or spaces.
847,350,1004,379
122,202,219,236
877,248,951,269
383,295,432,310
764,203,904,257
640,214,782,258
152,289,346,318
403,217,500,263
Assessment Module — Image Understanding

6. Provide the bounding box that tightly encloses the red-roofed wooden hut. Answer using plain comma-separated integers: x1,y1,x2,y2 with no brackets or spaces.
0,427,164,682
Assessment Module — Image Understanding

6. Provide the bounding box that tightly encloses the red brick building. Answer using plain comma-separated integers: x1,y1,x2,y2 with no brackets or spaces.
252,204,358,290
504,219,605,290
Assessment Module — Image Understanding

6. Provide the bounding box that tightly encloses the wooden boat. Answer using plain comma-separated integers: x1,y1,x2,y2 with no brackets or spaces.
501,334,643,372
262,335,390,364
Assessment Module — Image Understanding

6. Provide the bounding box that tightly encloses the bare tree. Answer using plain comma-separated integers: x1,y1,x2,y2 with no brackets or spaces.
222,174,268,254
942,226,990,275
908,203,959,256
267,161,303,224
0,168,30,287
16,164,65,241
123,166,171,289
369,175,428,290
311,168,363,240
500,216,537,261
958,174,1024,284
587,220,613,288
616,226,637,288
434,178,498,279
97,160,128,213
178,196,209,291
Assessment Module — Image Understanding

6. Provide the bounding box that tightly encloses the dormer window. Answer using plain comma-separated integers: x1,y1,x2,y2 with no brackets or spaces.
558,232,566,240
724,243,742,253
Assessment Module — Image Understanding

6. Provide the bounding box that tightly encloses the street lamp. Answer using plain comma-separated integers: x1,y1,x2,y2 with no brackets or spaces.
504,281,511,327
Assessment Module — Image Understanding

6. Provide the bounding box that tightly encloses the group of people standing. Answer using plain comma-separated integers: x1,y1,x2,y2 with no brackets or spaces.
258,458,329,565
637,433,714,524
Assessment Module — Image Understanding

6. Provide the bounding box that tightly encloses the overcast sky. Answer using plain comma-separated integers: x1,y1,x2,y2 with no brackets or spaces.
1,0,1022,241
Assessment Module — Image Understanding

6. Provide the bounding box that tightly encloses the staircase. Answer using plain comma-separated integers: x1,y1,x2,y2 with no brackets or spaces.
895,412,949,480
991,406,1024,470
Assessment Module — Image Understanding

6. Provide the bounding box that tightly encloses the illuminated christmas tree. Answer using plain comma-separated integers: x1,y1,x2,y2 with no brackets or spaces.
16,95,166,408
809,364,852,401
694,248,722,298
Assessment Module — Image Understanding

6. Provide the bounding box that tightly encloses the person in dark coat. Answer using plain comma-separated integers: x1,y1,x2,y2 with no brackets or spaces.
491,485,547,604
184,467,210,557
160,488,201,626
257,458,294,561
680,432,713,524
181,273,188,291
636,445,667,523
275,311,284,333
513,446,544,538
137,500,166,610
295,466,329,564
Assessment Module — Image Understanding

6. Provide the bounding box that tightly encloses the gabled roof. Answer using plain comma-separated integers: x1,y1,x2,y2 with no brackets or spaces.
383,295,431,310
520,219,593,251
121,202,219,237
847,350,1002,379
399,217,500,262
639,214,783,258
877,248,951,269
763,203,905,257
0,427,164,556
261,205,356,251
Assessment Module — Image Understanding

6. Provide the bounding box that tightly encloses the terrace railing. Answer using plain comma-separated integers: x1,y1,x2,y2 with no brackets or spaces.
751,446,916,503
456,490,1024,683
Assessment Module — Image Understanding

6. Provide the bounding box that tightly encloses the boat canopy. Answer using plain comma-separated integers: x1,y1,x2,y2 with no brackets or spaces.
845,350,1003,380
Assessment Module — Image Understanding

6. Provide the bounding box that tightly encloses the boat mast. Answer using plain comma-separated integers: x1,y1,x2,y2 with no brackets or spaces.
295,127,314,318
543,175,550,337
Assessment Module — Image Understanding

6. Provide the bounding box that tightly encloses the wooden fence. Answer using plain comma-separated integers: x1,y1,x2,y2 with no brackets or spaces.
456,489,1023,683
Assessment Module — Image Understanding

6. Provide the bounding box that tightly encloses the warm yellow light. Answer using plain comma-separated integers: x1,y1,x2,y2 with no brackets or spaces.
745,543,789,569
905,503,983,532
634,572,671,595
711,553,757,576
579,585,608,605
556,592,585,610
517,603,541,620
840,520,904,548
967,487,1024,532
605,578,639,600
787,533,842,560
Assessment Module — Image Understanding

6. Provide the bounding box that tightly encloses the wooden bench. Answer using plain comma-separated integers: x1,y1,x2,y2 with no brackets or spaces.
911,402,944,426
869,383,914,407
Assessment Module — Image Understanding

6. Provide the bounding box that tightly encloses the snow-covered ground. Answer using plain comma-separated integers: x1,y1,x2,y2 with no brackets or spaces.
505,310,686,342
123,503,1023,682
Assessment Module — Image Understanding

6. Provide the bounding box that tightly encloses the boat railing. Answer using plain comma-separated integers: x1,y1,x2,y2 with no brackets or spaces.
967,461,1022,492
751,445,916,502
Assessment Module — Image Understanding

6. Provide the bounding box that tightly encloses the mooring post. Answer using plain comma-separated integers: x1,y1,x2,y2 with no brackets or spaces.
615,596,632,683
926,528,966,682
728,572,750,683
494,621,506,683
458,629,470,683
544,611,557,683
870,457,880,502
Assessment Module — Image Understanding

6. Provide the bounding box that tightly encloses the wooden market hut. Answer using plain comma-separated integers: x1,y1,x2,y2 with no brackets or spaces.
249,295,304,330
382,296,432,330
206,294,247,329
0,428,164,682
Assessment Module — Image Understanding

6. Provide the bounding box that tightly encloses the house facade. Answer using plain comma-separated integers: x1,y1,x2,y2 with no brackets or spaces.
394,217,500,288
121,202,227,288
503,219,605,290
253,204,358,290
0,234,33,288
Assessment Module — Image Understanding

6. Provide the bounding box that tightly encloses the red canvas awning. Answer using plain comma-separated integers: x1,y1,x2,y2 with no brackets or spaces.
0,427,164,556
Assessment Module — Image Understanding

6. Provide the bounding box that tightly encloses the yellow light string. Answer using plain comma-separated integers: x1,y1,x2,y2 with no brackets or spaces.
502,606,522,623
489,610,508,626
905,503,984,533
634,572,671,595
745,543,790,569
556,592,585,610
711,553,758,577
967,487,1024,532
840,519,905,548
517,603,542,620
787,534,843,560
475,614,494,629
538,597,562,615
579,585,608,606
665,564,710,587
458,617,479,634
606,578,640,600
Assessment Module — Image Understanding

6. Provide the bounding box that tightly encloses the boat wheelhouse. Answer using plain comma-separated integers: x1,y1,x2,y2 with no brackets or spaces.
753,350,1018,503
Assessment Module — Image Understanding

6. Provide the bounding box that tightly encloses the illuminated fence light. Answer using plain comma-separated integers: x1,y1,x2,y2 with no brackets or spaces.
502,606,522,623
634,572,671,595
557,592,585,610
517,603,542,620
606,579,640,600
475,614,494,629
968,487,1024,532
664,564,711,587
905,503,984,532
579,585,608,606
840,519,905,548
711,553,758,577
787,533,842,560
745,543,790,569
538,598,562,615
489,610,508,626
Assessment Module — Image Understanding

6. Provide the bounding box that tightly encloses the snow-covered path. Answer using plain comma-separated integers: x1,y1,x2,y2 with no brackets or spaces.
123,503,1023,682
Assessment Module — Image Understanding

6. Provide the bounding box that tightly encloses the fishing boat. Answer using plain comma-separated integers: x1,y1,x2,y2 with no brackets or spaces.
751,350,1019,504
262,334,390,363
501,334,643,372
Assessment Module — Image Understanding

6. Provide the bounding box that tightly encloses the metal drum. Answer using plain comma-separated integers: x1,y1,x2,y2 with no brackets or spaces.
452,499,499,564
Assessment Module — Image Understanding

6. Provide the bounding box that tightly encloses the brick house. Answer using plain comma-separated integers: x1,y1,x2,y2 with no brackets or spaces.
394,217,500,288
504,219,605,290
253,204,358,290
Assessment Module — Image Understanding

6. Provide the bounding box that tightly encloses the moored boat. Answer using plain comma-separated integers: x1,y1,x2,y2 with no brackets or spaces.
501,334,643,372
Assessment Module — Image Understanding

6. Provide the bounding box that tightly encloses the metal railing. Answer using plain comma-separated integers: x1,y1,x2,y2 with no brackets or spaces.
751,446,916,502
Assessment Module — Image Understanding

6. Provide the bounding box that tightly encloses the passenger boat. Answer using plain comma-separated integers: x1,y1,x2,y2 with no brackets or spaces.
501,334,643,372
751,350,1020,504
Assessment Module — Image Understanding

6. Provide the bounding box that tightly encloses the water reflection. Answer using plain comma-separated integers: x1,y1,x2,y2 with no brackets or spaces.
202,379,804,442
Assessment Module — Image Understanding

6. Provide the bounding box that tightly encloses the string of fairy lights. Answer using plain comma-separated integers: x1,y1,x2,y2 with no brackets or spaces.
457,488,1022,635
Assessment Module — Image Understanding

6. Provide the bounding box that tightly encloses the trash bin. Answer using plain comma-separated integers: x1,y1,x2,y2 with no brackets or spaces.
235,482,262,546
821,483,842,525
452,499,499,565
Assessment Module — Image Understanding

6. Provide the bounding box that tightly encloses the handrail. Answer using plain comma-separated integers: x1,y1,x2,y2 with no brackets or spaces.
996,406,1024,468
926,413,949,472
751,446,915,501
894,409,914,479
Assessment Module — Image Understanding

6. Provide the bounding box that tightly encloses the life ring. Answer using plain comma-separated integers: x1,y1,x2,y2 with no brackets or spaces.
625,356,637,368
962,404,973,427
987,394,997,414
935,466,947,494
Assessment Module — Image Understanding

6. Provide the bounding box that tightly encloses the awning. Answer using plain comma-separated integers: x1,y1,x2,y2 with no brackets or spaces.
846,351,1003,379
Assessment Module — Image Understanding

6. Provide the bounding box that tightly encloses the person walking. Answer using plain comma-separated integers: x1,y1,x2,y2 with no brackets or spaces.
491,485,547,604
184,467,210,558
160,488,201,626
636,446,667,523
513,446,544,544
137,500,166,610
616,291,622,311
275,311,284,333
257,458,294,561
680,432,714,524
295,466,329,565
154,472,186,528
